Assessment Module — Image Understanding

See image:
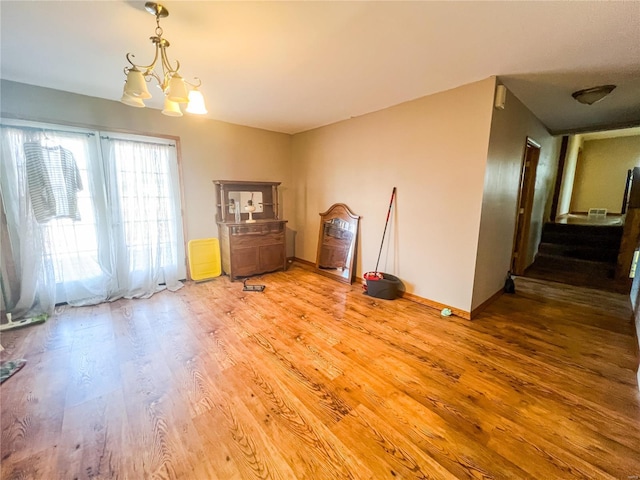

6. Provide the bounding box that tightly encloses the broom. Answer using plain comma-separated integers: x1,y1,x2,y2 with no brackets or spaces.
0,273,48,331
364,187,396,284
0,313,48,332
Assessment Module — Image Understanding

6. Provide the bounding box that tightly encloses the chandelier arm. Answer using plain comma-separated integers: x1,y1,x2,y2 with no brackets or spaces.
146,70,163,85
183,77,203,89
159,45,180,76
125,40,161,73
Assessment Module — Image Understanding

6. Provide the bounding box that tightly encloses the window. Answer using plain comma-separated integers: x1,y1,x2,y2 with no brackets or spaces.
0,120,185,315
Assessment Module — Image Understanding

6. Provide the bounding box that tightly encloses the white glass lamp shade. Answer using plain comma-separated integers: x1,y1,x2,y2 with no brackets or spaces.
124,67,152,99
186,88,208,114
120,88,146,108
167,74,190,103
162,97,183,117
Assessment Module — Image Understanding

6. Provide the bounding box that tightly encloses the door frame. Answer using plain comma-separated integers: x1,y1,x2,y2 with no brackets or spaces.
511,137,541,275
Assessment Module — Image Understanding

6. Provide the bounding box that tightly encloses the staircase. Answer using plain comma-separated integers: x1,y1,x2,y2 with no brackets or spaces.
525,222,626,291
538,223,623,263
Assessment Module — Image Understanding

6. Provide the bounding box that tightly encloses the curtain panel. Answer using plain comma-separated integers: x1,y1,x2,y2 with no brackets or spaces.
0,122,185,320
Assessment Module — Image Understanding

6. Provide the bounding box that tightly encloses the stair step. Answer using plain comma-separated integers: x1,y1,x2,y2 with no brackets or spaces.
528,254,616,276
537,243,619,263
541,231,622,248
539,223,624,256
529,219,627,292
542,223,623,236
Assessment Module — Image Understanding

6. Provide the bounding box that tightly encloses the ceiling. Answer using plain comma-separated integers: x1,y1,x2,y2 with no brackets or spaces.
1,1,639,135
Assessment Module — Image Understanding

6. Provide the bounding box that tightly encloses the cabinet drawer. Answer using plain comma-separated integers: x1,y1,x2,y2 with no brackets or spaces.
230,223,284,235
231,232,283,249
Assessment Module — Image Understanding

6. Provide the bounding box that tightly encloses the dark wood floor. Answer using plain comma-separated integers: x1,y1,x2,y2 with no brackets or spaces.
1,264,639,479
524,254,631,293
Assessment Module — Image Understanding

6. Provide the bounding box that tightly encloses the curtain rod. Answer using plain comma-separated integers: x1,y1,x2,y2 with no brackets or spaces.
1,123,176,147
100,135,175,148
0,123,94,137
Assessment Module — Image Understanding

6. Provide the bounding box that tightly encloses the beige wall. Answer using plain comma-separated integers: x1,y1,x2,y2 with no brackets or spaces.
557,134,583,216
472,87,560,310
4,78,553,315
571,135,640,214
291,78,496,312
0,80,293,253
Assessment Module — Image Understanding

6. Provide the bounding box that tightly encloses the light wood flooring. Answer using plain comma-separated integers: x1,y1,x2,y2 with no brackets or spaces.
1,264,639,479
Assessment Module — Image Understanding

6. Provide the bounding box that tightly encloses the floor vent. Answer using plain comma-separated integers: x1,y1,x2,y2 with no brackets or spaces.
588,208,608,217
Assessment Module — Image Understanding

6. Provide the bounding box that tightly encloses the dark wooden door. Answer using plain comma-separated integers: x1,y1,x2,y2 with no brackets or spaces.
511,138,541,275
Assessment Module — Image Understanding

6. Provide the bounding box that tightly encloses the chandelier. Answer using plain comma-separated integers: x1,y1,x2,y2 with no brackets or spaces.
121,2,207,117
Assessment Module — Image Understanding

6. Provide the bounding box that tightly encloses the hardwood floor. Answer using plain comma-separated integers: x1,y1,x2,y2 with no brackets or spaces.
1,264,639,479
524,254,630,294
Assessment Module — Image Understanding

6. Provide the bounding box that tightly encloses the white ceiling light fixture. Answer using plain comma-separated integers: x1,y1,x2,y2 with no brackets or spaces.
121,2,207,116
571,85,616,105
121,89,146,108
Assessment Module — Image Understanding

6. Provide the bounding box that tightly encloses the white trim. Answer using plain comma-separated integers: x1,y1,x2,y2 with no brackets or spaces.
1,118,95,135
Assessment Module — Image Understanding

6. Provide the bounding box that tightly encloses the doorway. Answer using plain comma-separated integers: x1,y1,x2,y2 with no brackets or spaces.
511,138,541,275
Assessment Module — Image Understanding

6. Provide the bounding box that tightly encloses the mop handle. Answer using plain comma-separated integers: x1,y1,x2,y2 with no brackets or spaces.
374,187,397,274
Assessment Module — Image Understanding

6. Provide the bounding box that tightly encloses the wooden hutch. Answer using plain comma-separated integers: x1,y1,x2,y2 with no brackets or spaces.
214,180,287,280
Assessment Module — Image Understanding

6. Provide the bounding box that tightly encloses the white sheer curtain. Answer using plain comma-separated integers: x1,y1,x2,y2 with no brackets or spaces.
0,125,108,317
0,122,184,320
1,126,55,318
102,136,184,299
